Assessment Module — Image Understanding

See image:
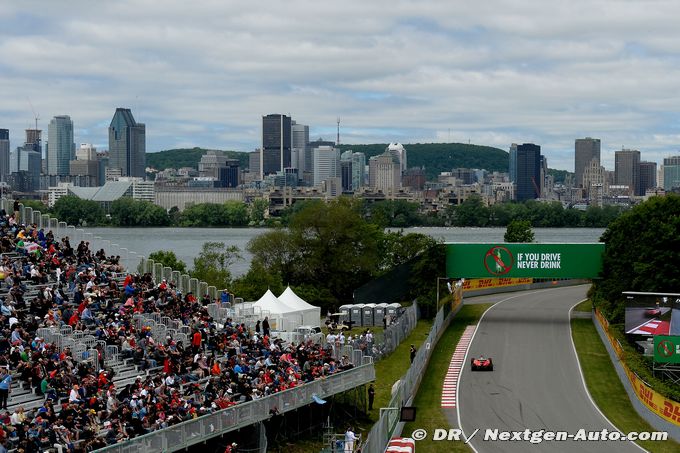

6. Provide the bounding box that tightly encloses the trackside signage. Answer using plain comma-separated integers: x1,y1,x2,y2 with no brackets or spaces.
446,243,605,279
654,336,680,364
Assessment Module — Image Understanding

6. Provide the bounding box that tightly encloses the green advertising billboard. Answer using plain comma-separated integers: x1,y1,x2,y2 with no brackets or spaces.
654,336,680,364
446,243,605,279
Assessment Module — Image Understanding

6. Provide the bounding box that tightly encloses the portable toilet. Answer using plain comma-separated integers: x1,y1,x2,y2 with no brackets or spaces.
351,304,365,327
374,303,389,327
339,304,353,326
386,303,401,319
362,303,377,327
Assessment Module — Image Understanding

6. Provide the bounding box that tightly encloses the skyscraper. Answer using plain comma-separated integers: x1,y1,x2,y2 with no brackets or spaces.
291,121,309,172
509,143,518,183
663,156,680,191
639,161,657,194
515,143,541,201
615,149,640,196
386,143,407,175
109,108,146,178
47,115,75,176
340,160,353,192
312,145,340,186
0,129,9,182
369,151,401,193
261,114,291,177
575,138,601,188
341,150,366,190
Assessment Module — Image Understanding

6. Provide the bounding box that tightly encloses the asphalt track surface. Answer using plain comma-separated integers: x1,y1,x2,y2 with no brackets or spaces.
457,286,643,453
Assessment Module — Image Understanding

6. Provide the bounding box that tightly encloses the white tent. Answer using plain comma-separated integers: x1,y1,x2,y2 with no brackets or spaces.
278,286,322,326
253,289,303,330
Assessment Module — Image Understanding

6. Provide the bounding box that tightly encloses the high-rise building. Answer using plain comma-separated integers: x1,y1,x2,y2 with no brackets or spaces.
47,115,75,176
261,114,291,177
291,121,309,172
108,108,146,178
25,129,42,152
386,143,407,175
198,150,229,178
615,149,640,196
0,129,9,182
340,160,353,192
402,167,426,190
369,151,401,193
575,138,601,188
515,143,541,201
217,160,240,188
249,150,261,177
639,161,657,194
340,150,366,191
76,143,98,161
583,158,607,205
312,145,340,186
509,143,518,183
70,143,99,187
663,156,680,191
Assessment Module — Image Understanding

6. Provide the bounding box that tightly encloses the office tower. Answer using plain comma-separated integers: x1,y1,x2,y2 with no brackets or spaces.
583,158,607,203
312,145,340,186
615,149,641,195
341,160,353,191
369,151,401,193
198,150,229,178
217,160,240,188
0,129,9,182
575,138,601,188
291,121,309,172
402,167,426,190
25,129,42,152
47,115,75,176
663,156,680,191
249,150,261,177
70,144,99,187
515,143,541,201
77,143,98,161
341,150,366,190
508,143,518,183
109,108,146,178
386,143,407,174
261,114,291,177
639,161,657,194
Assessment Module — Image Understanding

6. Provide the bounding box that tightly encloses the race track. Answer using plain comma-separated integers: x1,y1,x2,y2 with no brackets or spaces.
458,286,642,452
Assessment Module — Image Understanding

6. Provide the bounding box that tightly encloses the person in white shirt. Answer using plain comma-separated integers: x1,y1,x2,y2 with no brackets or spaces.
344,427,358,452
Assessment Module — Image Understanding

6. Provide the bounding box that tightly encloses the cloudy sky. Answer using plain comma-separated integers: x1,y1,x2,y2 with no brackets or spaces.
2,0,680,171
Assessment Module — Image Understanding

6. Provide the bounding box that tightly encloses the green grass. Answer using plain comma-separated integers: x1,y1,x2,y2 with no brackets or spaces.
402,304,493,453
573,299,593,312
572,318,680,452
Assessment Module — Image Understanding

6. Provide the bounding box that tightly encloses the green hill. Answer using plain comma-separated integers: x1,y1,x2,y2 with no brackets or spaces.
146,148,250,171
338,142,508,180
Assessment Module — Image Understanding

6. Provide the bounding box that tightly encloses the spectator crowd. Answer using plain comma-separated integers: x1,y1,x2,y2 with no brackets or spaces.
0,207,353,452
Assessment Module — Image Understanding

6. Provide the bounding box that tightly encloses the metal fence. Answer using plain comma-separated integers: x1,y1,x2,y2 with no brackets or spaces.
94,362,376,453
361,286,464,453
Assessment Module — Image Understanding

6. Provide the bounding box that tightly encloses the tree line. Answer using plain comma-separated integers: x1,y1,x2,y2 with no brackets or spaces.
19,195,625,229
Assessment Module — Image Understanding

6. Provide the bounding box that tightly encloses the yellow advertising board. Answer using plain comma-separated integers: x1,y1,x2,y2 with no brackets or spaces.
595,309,680,427
462,277,533,292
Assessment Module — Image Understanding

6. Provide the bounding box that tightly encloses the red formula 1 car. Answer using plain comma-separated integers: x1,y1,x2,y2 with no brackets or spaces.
644,307,661,317
471,355,493,371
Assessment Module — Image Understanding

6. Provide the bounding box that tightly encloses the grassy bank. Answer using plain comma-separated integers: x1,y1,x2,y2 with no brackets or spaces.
571,317,680,452
401,304,493,453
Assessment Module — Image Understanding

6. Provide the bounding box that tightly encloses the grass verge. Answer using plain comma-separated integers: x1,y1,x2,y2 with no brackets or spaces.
573,299,593,312
571,318,680,452
401,304,493,453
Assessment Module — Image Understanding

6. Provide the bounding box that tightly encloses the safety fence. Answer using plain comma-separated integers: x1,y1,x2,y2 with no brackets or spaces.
594,309,680,427
358,301,419,360
361,284,464,453
94,362,376,453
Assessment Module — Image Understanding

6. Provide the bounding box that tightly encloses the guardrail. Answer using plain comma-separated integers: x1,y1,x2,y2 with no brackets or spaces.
94,362,376,453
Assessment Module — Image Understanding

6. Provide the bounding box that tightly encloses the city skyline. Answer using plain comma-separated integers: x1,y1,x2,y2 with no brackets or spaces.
2,1,680,171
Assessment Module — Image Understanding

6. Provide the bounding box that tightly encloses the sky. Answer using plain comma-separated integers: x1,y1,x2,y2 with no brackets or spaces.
2,1,680,171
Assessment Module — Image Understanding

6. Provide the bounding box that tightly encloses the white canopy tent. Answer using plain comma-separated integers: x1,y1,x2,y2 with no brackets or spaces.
253,289,303,331
278,286,322,326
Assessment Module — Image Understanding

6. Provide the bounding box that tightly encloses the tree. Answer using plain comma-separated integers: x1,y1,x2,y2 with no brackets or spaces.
110,198,170,226
230,261,284,301
18,199,49,214
453,195,489,226
191,241,242,289
592,195,680,322
52,196,105,226
249,198,269,225
504,220,535,242
146,250,187,274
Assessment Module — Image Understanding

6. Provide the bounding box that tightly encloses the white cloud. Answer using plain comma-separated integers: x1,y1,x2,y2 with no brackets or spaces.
1,1,680,171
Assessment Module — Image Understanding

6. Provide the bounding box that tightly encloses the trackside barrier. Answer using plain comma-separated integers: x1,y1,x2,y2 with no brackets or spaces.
361,285,464,453
594,309,680,427
94,363,375,453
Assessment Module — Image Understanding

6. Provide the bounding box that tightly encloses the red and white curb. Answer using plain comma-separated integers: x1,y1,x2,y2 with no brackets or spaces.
441,325,476,408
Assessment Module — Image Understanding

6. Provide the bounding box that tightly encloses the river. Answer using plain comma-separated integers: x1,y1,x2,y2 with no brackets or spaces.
82,226,605,277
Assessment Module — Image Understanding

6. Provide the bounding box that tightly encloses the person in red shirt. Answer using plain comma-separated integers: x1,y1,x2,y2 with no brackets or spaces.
192,329,202,354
